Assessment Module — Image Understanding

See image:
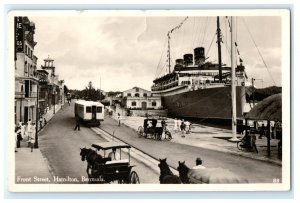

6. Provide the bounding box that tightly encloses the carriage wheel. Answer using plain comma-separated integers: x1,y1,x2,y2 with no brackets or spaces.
137,126,144,138
237,141,246,151
166,132,172,140
128,171,140,184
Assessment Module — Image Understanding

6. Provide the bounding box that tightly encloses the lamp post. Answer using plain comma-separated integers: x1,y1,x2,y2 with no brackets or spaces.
34,79,41,148
53,90,56,114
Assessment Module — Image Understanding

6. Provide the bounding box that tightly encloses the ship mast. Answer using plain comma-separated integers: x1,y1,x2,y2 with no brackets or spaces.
217,16,223,82
229,16,239,142
167,32,171,74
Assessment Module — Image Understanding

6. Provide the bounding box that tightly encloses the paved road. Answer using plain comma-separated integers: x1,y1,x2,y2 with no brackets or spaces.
100,116,282,183
38,102,159,184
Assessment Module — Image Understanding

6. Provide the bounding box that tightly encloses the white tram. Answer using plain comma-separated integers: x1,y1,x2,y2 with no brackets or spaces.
74,100,104,126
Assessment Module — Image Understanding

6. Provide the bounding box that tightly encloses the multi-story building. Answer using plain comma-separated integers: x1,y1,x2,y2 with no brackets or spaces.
122,87,162,110
14,16,38,125
41,56,64,112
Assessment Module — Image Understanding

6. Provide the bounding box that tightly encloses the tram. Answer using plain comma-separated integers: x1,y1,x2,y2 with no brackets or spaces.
74,100,104,126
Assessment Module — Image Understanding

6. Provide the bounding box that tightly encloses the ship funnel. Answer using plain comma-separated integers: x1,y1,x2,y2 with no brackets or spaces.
175,59,184,65
183,54,193,66
194,47,205,66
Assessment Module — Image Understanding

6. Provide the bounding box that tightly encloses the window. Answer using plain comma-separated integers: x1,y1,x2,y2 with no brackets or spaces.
143,93,147,97
97,107,102,113
152,102,157,106
135,93,139,97
131,101,136,106
127,93,131,97
135,88,139,92
86,106,92,113
25,45,27,55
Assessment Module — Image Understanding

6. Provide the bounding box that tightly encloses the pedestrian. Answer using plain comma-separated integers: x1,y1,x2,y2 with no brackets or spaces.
117,113,121,127
20,122,25,140
29,123,36,152
192,157,206,170
15,127,19,152
44,118,47,126
39,117,43,130
74,116,80,131
185,120,191,134
259,123,265,139
161,118,166,128
180,119,186,137
16,126,22,149
173,118,178,132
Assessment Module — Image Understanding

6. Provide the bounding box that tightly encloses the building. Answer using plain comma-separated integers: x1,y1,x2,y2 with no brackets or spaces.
14,16,38,125
122,87,162,110
41,56,65,112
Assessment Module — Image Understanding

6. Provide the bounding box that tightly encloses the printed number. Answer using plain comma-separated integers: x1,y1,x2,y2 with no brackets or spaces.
273,178,280,183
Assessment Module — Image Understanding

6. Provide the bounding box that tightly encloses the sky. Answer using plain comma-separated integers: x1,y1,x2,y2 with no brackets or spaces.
28,12,283,92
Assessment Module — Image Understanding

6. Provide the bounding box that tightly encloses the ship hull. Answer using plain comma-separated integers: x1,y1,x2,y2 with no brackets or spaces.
161,86,245,121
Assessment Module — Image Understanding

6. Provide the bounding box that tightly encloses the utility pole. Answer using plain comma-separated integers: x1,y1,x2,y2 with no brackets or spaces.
100,76,101,101
229,16,239,142
251,78,255,107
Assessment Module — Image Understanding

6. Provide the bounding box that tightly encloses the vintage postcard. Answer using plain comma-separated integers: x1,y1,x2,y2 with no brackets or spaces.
8,9,290,192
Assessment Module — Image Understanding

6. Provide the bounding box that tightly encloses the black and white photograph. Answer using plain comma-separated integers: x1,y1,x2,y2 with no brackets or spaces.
8,10,290,192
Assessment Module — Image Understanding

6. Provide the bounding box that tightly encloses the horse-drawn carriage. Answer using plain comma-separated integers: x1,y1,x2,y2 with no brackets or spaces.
80,141,140,184
137,118,172,140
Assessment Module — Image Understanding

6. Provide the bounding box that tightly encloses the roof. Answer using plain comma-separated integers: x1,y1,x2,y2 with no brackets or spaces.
91,142,131,150
245,93,282,121
123,86,151,93
75,100,104,106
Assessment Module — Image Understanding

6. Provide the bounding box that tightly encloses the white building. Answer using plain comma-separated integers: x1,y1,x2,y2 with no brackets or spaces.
122,87,162,110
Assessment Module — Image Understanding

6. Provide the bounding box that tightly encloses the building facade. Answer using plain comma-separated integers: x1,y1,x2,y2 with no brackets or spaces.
14,16,67,125
122,87,162,110
14,16,38,125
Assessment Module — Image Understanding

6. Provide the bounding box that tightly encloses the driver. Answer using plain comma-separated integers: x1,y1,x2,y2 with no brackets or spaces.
108,147,120,161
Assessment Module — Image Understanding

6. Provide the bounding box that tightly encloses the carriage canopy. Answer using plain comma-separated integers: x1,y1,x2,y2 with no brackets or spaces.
92,141,131,151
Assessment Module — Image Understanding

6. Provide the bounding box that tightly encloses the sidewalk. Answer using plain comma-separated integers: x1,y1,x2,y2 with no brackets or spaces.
15,103,65,184
113,115,282,166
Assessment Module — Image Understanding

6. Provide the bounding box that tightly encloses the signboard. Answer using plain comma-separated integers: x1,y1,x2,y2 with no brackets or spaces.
14,17,24,54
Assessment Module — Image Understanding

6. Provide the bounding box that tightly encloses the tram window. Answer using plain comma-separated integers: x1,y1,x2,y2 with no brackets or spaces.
86,107,92,113
97,107,102,113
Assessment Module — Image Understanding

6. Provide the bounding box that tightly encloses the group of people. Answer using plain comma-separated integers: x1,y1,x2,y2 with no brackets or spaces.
15,118,48,153
173,118,191,137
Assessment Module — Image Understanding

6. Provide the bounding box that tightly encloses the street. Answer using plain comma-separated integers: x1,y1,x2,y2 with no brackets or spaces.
38,102,159,184
38,101,281,184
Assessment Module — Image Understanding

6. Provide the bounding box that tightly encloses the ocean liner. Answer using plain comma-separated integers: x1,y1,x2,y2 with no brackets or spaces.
151,17,246,122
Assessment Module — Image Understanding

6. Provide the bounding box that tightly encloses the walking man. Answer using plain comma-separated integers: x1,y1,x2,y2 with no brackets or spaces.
180,119,186,137
117,113,121,127
74,116,80,131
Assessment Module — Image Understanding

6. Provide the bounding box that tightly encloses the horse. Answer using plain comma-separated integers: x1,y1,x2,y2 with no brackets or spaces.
177,161,191,184
158,158,181,184
80,147,111,178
